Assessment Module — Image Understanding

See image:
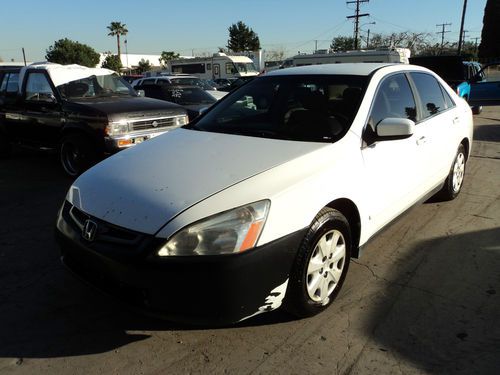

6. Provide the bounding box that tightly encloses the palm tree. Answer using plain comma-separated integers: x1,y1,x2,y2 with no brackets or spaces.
107,21,128,57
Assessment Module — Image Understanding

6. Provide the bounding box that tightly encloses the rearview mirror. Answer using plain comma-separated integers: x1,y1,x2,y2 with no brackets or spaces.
376,118,415,139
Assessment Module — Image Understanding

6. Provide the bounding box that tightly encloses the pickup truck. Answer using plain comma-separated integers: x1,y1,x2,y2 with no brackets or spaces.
0,63,189,176
409,56,483,114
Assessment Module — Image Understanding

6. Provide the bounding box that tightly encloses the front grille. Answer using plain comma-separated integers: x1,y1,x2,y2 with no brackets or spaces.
68,204,142,246
129,117,179,132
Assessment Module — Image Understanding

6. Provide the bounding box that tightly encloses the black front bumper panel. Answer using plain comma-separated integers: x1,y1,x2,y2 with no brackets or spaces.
56,201,306,325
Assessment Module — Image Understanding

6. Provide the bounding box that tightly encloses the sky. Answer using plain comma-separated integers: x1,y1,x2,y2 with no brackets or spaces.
0,0,488,62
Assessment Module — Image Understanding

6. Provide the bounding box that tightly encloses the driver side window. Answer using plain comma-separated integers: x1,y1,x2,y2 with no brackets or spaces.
370,73,417,128
25,73,55,102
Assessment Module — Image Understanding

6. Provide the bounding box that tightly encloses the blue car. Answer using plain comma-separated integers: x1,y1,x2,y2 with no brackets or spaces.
469,62,500,107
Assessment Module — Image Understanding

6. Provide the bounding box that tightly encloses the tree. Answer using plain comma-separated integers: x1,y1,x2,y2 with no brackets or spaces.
478,0,500,58
159,51,180,67
101,54,123,72
107,21,128,57
227,21,260,52
267,48,286,62
329,36,355,52
368,32,432,56
45,38,100,67
136,59,152,74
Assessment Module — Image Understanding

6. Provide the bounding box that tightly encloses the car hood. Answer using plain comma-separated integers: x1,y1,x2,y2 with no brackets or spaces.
68,128,327,235
70,96,184,117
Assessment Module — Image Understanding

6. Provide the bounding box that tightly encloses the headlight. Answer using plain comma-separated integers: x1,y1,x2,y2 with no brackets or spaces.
175,115,189,126
158,200,270,256
105,119,130,136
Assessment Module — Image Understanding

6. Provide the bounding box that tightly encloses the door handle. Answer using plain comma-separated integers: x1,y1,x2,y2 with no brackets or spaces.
453,117,460,125
416,136,426,145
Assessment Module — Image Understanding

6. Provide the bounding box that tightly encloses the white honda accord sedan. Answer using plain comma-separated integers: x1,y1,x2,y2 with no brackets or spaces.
56,63,473,324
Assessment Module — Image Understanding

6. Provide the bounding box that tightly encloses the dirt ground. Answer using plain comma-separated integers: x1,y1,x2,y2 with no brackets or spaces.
0,107,499,374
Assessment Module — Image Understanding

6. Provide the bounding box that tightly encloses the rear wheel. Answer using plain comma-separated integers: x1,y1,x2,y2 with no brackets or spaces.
472,106,482,115
285,208,351,318
60,134,97,177
439,144,466,201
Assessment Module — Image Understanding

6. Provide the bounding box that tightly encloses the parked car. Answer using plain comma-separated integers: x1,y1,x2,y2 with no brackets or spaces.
121,74,143,84
132,75,226,100
214,78,238,89
135,84,217,120
56,63,473,325
468,62,500,107
409,55,483,114
217,76,256,92
0,63,188,176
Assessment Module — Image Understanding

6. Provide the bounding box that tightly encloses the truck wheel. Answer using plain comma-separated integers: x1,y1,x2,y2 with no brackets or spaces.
60,134,97,177
285,208,351,318
472,106,482,115
438,144,466,201
0,133,11,158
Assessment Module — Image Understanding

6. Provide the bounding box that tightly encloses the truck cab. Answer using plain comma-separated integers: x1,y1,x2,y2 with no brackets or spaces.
0,63,188,176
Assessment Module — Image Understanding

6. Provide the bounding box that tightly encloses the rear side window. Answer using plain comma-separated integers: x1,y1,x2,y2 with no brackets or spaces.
370,73,417,126
410,73,447,118
0,72,19,93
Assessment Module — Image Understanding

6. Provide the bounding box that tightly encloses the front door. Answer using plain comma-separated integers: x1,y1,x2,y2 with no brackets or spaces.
469,63,500,107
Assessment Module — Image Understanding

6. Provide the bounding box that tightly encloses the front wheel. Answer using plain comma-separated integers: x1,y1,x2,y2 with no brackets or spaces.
285,208,351,318
438,144,466,201
60,134,97,177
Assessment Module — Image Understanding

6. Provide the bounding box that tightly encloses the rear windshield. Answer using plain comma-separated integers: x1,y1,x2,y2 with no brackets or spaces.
188,75,368,143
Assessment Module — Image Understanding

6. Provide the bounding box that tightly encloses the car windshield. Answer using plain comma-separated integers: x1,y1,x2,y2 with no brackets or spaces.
234,62,258,74
189,75,368,142
164,87,217,105
57,74,134,99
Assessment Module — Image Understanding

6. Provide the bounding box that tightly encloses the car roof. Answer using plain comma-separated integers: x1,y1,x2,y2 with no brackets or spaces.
266,63,396,77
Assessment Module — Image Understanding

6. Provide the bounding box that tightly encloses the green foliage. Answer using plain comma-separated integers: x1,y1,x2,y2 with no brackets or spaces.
107,21,128,56
159,51,180,67
101,54,123,72
136,59,152,74
227,21,260,52
329,36,355,52
479,0,500,58
45,38,100,67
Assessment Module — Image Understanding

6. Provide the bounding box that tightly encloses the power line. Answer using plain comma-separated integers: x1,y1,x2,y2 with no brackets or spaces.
436,22,452,52
346,0,370,50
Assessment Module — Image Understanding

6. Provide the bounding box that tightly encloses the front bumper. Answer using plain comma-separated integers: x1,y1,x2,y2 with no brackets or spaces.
104,129,169,152
55,202,306,325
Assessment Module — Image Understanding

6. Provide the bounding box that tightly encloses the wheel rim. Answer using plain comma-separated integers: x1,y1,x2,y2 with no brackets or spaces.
306,229,346,305
452,152,465,193
61,142,82,176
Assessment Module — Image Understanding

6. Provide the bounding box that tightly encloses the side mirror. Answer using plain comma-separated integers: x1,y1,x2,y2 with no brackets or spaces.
376,118,415,139
136,89,145,97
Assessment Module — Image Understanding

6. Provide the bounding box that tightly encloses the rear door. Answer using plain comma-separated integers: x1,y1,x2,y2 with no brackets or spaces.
408,72,458,188
469,63,500,106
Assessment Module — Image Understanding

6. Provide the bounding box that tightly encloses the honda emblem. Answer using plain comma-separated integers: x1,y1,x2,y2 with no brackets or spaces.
82,220,98,242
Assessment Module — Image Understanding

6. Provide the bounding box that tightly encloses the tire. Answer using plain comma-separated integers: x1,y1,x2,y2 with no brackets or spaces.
439,144,466,201
60,134,97,177
285,207,351,318
472,106,482,115
0,133,11,158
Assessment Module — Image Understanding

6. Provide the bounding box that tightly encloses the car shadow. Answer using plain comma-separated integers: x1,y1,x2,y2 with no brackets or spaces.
473,124,500,142
360,227,500,374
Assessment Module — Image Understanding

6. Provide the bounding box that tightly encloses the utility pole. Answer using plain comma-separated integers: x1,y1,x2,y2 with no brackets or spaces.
457,0,468,55
436,23,452,53
366,29,371,48
22,48,26,66
472,37,480,54
346,0,369,50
